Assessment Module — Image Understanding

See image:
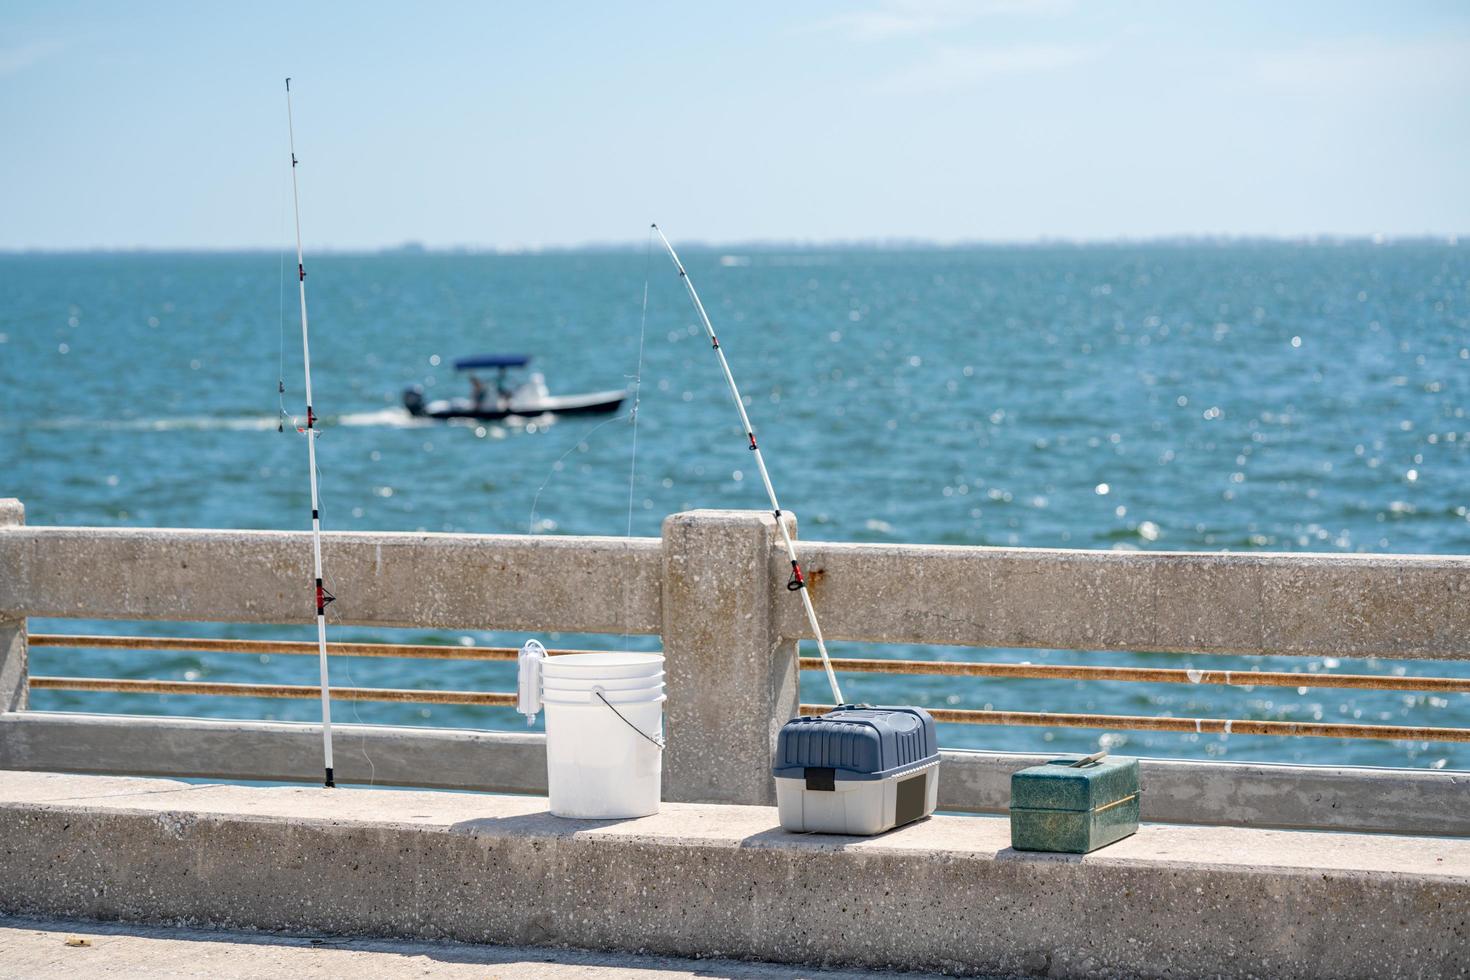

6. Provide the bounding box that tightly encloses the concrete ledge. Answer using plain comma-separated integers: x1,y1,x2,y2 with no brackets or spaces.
938,748,1470,837
783,540,1470,658
6,713,1467,837
0,525,662,634
0,712,549,794
8,519,1469,659
1,772,1466,979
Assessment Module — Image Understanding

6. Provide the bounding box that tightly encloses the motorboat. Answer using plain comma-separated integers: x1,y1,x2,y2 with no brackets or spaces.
403,354,626,421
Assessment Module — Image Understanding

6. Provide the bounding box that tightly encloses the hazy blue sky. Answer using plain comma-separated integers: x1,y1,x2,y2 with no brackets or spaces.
3,1,1468,249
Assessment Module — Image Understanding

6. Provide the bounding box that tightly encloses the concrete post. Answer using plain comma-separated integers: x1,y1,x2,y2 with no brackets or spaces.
660,510,799,805
0,499,26,712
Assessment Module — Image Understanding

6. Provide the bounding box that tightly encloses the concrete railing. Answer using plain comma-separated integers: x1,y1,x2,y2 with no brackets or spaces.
1,498,1466,835
7,771,1467,980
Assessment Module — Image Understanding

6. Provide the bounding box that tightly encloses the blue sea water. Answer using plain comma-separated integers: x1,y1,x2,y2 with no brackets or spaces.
2,242,1466,770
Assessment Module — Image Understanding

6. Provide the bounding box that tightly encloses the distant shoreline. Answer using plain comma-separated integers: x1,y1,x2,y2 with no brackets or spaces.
0,234,1463,257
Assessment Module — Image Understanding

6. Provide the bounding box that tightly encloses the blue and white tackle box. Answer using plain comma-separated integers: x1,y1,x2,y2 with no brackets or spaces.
772,705,939,835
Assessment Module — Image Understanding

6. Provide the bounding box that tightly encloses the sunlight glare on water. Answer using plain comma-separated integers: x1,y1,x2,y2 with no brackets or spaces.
1,243,1466,769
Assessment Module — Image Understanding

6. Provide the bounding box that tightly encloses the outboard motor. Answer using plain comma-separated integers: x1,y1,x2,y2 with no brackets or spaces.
402,385,426,416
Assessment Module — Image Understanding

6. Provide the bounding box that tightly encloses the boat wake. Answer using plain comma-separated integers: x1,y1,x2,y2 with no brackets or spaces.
21,415,285,433
17,408,442,433
333,408,437,429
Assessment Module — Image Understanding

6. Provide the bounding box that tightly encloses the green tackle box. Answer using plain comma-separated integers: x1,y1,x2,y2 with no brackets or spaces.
1009,755,1140,854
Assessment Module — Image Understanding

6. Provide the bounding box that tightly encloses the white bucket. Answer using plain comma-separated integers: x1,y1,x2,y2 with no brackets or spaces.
530,650,667,820
541,652,664,679
545,692,665,819
540,671,664,692
542,683,664,704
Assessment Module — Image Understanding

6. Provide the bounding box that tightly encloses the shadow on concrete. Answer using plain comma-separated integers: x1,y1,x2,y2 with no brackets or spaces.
991,845,1085,863
448,809,649,837
738,826,866,850
738,814,937,850
1,916,954,979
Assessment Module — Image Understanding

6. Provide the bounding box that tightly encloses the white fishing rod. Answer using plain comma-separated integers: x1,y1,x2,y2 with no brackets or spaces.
652,225,845,706
285,77,336,787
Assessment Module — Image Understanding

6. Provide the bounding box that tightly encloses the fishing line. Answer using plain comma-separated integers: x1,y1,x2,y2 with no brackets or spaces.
614,228,656,650
527,233,656,541
521,236,655,676
527,410,634,535
527,235,654,541
277,189,289,432
319,557,378,789
651,224,845,706
302,439,379,789
284,77,337,787
310,414,384,788
625,227,653,542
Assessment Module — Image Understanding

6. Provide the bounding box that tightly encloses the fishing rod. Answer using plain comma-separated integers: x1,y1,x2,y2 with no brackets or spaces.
285,77,336,788
651,224,845,706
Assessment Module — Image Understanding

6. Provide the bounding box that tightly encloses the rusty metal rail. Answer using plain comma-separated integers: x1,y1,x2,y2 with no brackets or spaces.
27,634,1470,743
800,655,1470,693
29,634,1470,693
29,676,516,707
29,634,535,661
28,678,1467,742
801,704,1470,742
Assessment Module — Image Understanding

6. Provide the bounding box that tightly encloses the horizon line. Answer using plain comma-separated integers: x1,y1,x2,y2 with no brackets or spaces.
0,232,1463,256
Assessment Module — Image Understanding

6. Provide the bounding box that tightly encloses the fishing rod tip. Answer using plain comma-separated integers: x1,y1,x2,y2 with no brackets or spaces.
285,77,291,90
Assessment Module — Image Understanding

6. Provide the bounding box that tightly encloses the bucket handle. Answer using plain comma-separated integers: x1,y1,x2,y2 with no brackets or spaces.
594,688,666,751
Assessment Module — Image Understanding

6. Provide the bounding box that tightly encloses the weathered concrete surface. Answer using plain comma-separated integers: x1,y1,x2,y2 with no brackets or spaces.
8,507,1468,661
7,713,1468,837
780,540,1470,658
938,748,1470,837
2,772,1466,979
0,502,24,712
662,511,800,806
0,523,662,635
4,503,1469,828
0,916,964,980
0,713,549,795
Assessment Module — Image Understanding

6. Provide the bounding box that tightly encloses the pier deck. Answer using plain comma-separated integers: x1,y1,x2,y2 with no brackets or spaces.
0,916,960,980
2,771,1465,979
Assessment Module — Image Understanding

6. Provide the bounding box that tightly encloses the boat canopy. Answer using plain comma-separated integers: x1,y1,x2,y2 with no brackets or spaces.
454,354,531,371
